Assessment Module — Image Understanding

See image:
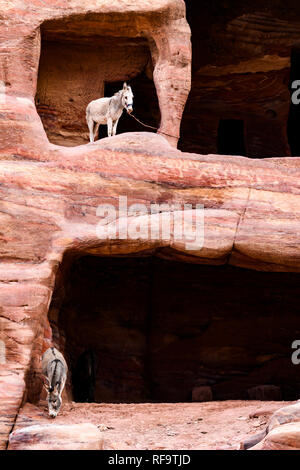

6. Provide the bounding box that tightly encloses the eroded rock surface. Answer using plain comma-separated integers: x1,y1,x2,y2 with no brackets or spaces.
0,0,192,449
241,399,300,449
2,0,300,452
251,422,300,450
181,1,300,158
8,422,107,450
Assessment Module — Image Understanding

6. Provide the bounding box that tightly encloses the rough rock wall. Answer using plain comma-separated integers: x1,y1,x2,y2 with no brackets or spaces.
0,0,191,448
180,0,300,157
2,130,300,448
1,0,300,452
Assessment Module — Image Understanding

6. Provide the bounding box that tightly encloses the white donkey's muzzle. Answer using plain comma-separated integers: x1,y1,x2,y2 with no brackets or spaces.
126,104,133,114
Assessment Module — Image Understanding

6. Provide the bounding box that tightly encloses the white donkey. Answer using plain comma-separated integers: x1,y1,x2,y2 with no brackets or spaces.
42,347,68,418
86,82,134,142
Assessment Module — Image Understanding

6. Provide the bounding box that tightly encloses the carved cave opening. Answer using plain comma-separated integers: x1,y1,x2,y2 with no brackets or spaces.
35,22,158,147
47,254,300,404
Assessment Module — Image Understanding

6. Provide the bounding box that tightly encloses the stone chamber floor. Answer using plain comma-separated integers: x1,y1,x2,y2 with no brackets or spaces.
8,400,293,450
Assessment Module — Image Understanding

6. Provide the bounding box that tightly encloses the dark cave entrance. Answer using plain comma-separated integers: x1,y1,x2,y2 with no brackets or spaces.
35,21,158,147
217,119,246,156
48,255,300,404
287,47,300,156
101,74,160,140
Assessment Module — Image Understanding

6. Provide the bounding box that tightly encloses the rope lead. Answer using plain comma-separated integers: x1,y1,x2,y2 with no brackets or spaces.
128,113,179,140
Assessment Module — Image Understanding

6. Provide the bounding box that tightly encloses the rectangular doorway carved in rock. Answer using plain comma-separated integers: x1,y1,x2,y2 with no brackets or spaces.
35,31,152,147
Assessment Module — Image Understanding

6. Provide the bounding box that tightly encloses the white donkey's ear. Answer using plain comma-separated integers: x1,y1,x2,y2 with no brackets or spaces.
123,82,127,89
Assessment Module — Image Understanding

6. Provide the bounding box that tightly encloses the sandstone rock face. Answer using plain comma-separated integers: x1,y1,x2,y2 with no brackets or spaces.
2,134,300,448
0,0,191,149
8,423,106,450
241,399,300,449
251,423,300,450
0,0,191,448
2,0,300,452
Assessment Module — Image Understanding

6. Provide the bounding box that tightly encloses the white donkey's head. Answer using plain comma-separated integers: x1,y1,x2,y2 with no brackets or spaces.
121,82,134,114
44,378,62,418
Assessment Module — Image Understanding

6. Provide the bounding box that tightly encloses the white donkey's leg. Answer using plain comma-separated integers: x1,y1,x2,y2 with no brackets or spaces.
93,122,100,141
107,118,113,137
87,116,95,143
112,119,118,136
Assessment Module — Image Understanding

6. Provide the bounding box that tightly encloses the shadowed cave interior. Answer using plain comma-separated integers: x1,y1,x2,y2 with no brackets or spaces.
35,24,159,147
217,119,246,156
47,255,300,404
